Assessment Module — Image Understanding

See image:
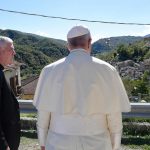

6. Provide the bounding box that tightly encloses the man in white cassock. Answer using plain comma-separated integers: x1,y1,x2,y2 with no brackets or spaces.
33,25,131,150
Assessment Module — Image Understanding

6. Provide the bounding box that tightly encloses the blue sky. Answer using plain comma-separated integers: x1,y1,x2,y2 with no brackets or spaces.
0,0,150,42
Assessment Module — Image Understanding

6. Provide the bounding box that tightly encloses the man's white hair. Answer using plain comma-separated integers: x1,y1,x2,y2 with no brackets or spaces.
0,36,13,49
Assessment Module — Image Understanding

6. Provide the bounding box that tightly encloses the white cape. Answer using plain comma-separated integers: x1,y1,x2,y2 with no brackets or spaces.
33,49,131,115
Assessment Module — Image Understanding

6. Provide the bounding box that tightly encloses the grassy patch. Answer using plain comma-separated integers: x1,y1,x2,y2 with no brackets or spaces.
122,135,150,150
122,135,150,144
126,145,150,150
20,113,37,118
19,137,40,150
21,130,37,138
123,122,150,136
20,114,150,123
123,118,150,123
20,136,150,150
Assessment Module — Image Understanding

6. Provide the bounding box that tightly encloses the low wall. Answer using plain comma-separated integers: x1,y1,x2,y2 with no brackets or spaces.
19,100,150,118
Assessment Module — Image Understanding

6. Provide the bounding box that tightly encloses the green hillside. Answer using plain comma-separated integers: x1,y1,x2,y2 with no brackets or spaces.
116,37,150,61
96,37,150,62
0,29,68,78
92,36,143,54
0,29,149,78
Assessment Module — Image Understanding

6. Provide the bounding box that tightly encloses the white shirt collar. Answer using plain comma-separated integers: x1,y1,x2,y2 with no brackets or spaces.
69,48,90,55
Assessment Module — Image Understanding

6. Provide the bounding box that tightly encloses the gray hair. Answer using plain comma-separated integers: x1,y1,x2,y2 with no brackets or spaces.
67,33,91,47
0,36,13,49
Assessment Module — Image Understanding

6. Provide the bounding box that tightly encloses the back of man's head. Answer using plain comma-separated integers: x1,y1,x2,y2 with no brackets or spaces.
67,25,92,51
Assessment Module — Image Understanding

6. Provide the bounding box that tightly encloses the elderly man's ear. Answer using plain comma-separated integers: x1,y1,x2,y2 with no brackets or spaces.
67,43,71,51
88,38,92,49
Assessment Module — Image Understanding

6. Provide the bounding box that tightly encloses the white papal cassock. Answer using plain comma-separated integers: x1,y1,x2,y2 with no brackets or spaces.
33,48,131,150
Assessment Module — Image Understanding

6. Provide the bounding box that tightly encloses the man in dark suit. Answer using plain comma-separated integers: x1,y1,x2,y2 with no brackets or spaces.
0,36,20,150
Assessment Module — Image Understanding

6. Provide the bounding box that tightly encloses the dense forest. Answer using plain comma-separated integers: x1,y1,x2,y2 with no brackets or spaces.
96,37,150,102
0,29,149,77
0,29,68,78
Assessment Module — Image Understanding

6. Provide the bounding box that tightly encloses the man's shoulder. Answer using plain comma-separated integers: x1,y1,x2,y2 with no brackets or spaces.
92,57,116,71
0,69,3,75
0,69,4,79
43,57,66,71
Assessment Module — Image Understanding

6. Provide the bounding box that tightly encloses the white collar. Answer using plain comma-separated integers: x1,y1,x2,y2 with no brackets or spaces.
70,48,90,55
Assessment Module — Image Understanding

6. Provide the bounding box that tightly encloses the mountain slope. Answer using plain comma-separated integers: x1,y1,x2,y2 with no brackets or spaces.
92,36,143,54
0,29,68,78
0,29,147,77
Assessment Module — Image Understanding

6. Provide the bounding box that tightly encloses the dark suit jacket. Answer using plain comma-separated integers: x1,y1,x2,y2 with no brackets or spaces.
0,64,20,150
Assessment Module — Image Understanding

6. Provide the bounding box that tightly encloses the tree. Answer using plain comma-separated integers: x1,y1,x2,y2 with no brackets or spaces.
116,44,129,61
131,80,149,95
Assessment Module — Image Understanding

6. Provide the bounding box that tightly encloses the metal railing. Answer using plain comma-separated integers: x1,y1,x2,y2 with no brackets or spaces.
19,100,150,118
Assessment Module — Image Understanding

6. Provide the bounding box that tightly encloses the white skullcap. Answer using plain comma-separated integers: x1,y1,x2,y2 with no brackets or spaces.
67,25,90,39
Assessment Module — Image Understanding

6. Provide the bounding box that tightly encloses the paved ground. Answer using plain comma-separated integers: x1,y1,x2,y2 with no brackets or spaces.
19,137,143,150
19,137,40,150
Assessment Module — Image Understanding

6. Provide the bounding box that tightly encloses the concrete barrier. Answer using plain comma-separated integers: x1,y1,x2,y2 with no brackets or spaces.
19,100,150,118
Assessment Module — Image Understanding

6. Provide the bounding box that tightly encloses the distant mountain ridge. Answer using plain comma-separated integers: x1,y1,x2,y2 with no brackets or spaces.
0,29,147,77
0,29,68,77
144,34,150,38
92,36,143,54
